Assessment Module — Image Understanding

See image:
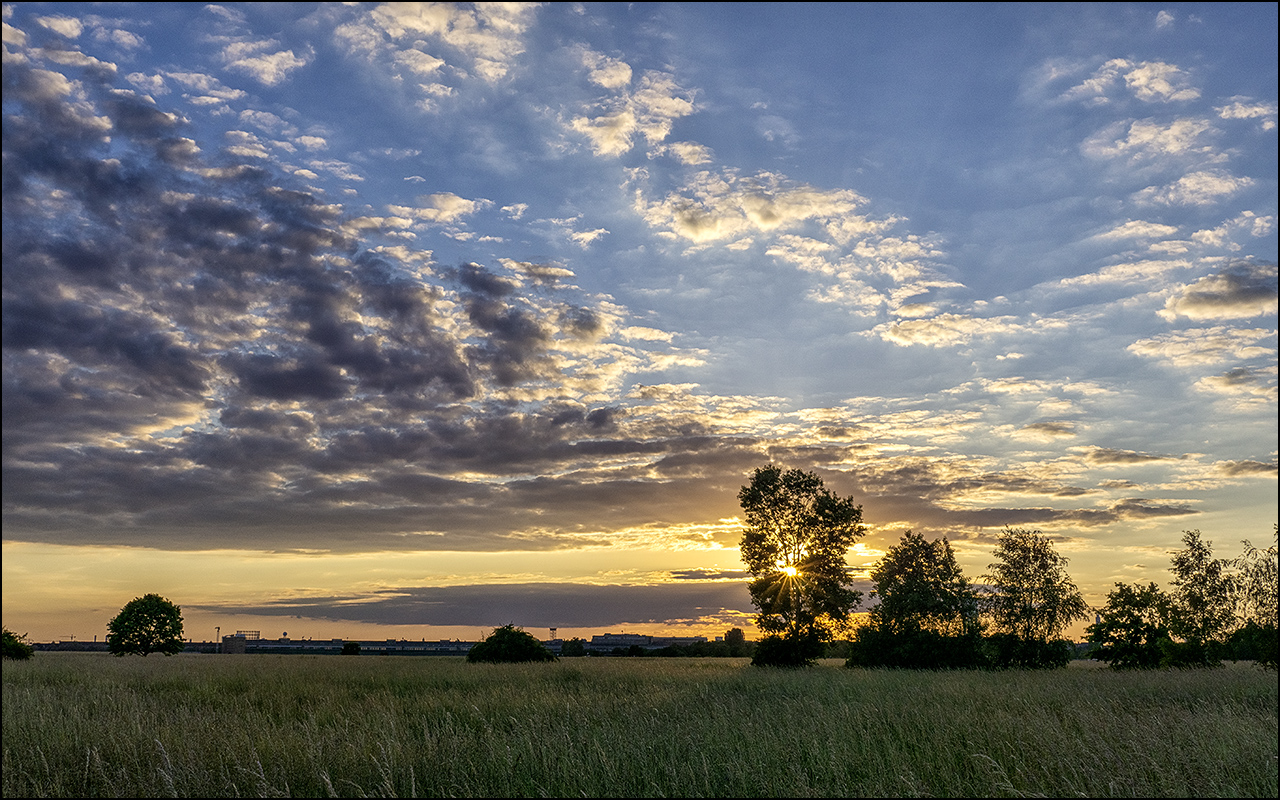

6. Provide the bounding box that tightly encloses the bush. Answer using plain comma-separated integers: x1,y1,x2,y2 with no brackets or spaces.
2,627,35,660
341,641,361,655
984,634,1073,669
467,624,556,663
1223,622,1278,669
846,626,987,669
751,631,824,667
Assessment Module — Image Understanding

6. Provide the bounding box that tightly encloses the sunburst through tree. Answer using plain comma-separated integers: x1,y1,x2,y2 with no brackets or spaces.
739,465,865,666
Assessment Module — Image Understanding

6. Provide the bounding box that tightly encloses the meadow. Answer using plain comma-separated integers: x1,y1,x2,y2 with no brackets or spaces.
3,654,1276,798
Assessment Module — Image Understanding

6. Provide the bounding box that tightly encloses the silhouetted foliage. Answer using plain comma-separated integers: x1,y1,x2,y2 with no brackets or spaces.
982,633,1074,670
847,624,986,669
1233,528,1277,661
751,630,825,668
2,627,35,660
1168,530,1235,665
467,624,556,663
1086,582,1173,669
848,531,985,669
981,528,1086,669
559,637,588,657
724,627,748,657
341,641,361,655
1224,621,1279,669
106,594,184,657
739,465,865,667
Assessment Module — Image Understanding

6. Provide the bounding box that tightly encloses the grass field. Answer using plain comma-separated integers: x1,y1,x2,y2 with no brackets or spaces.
3,654,1276,798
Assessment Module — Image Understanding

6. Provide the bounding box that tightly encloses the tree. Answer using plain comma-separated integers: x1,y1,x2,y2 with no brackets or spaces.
341,641,361,655
2,627,35,660
1086,582,1173,669
738,465,865,666
981,528,1087,668
848,531,984,669
466,624,557,663
724,627,747,657
559,637,588,657
1166,530,1235,666
1231,527,1278,669
106,594,184,657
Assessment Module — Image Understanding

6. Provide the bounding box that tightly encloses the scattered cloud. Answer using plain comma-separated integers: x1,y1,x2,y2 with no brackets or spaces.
1134,170,1254,206
1160,261,1279,320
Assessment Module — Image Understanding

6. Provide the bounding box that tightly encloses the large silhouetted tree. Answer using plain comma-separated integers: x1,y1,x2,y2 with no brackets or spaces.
739,465,865,666
847,531,984,669
982,528,1087,668
1086,582,1173,669
106,594,185,657
1165,529,1235,666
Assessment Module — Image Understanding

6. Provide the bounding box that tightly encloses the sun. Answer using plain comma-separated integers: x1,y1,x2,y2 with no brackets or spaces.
781,565,798,577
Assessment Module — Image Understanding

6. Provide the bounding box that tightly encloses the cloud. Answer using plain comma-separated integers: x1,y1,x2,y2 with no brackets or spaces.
1127,326,1276,368
1093,220,1180,241
34,15,84,39
571,71,696,157
579,48,632,89
1123,61,1200,102
1060,59,1199,105
634,169,864,243
390,192,491,224
199,581,757,629
221,39,310,86
364,2,540,83
655,141,713,165
1083,447,1182,465
1155,10,1176,29
875,313,1024,347
1217,97,1279,125
1081,118,1216,161
1133,170,1253,206
1160,261,1279,320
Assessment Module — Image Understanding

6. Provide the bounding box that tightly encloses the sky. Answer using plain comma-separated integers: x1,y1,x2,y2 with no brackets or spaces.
3,2,1276,645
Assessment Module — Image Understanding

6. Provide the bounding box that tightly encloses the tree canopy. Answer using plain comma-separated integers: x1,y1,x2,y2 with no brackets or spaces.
1085,582,1173,669
467,624,557,663
848,531,985,669
979,527,1086,667
738,465,864,666
106,594,185,657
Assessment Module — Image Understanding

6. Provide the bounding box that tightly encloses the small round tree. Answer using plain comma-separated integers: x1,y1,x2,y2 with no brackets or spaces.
467,624,557,663
106,594,185,657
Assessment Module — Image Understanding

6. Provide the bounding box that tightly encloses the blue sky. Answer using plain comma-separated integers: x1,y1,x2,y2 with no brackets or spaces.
2,2,1275,643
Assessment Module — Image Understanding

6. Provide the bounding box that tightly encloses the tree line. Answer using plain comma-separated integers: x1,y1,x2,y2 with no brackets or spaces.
738,465,1278,670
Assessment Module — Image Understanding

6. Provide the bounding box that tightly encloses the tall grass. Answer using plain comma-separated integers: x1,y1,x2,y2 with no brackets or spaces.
4,654,1276,797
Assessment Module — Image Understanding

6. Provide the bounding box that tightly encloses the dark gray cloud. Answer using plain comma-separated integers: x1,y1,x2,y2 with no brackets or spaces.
1164,261,1278,320
196,581,761,629
1086,448,1182,465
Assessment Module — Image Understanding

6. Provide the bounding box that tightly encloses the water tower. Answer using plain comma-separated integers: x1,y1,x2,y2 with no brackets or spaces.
549,627,557,640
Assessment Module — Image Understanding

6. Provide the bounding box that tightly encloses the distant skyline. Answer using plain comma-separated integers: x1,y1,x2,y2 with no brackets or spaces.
3,2,1276,643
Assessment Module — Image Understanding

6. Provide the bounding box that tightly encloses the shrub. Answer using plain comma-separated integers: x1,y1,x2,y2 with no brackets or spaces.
467,624,556,663
751,631,824,667
846,625,987,669
2,627,35,660
341,641,361,655
984,634,1073,669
